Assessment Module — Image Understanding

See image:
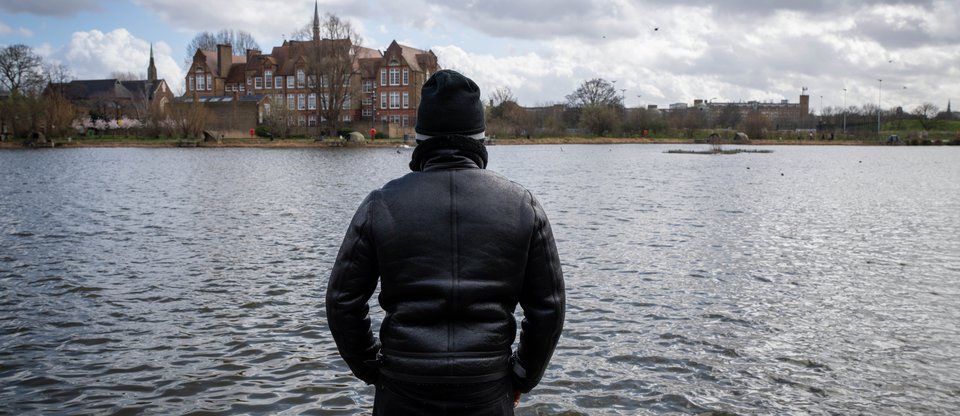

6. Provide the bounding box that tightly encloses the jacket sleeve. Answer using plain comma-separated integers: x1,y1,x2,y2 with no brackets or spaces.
512,193,566,393
326,192,382,385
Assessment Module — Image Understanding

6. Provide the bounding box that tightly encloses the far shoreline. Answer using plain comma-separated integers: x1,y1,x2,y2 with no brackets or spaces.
0,136,923,149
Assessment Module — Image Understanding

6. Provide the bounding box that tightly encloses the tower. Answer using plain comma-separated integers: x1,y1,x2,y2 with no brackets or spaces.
312,0,320,41
147,43,158,82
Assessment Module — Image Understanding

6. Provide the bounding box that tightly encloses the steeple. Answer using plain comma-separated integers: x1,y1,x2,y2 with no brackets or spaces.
147,43,158,82
312,0,320,41
948,99,952,114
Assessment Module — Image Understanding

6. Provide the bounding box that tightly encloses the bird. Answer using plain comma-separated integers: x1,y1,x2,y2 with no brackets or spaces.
654,27,659,31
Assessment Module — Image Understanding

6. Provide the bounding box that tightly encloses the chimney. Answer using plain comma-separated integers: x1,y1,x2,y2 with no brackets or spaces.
246,49,261,61
217,44,232,79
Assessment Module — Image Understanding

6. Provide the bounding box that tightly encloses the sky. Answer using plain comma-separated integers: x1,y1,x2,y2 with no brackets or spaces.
1,0,958,113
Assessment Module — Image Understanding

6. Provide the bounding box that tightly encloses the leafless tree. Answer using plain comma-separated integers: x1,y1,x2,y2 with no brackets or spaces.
912,102,939,131
303,13,364,135
42,63,78,138
566,78,621,109
184,30,260,67
110,71,145,81
0,44,46,138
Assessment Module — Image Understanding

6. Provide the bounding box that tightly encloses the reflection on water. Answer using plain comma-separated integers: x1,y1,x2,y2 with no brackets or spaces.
1,145,958,415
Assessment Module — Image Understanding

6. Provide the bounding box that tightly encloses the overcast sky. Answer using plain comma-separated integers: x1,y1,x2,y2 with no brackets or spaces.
2,0,957,112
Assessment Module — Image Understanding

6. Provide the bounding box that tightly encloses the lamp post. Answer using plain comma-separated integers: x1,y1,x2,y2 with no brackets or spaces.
877,79,882,136
842,88,847,134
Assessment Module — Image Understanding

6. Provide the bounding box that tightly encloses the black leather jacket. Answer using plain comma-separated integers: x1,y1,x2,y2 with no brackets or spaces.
326,137,565,392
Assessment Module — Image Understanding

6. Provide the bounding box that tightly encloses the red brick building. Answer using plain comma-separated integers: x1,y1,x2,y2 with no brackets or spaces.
184,5,439,136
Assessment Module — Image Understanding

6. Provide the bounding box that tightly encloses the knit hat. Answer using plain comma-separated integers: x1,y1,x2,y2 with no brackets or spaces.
415,70,485,141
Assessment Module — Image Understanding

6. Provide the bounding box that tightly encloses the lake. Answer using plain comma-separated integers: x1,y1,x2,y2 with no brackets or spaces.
1,144,958,415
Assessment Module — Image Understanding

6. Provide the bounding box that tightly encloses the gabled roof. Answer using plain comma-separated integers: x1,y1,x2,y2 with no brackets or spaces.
383,40,435,72
50,79,132,101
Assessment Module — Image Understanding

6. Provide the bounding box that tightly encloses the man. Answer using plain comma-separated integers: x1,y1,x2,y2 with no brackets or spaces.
326,69,565,415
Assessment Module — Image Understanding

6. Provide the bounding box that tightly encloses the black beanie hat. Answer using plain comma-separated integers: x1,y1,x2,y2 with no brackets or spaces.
415,70,485,139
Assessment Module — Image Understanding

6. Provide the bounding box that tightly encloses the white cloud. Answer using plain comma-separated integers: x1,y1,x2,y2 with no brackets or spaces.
0,20,33,37
60,28,183,91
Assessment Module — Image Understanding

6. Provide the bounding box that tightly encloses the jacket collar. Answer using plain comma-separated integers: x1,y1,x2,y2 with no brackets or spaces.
409,135,488,172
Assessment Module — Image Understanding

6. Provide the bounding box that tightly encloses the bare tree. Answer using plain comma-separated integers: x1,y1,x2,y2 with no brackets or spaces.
1,44,47,138
111,71,145,81
912,102,939,131
0,44,45,95
42,63,78,138
566,78,621,109
303,13,364,135
184,30,260,66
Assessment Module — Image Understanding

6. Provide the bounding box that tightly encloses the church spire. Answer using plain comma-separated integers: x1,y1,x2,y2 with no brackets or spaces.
147,42,158,82
312,0,320,41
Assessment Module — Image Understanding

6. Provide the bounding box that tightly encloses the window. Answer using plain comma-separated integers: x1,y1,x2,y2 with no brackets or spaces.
254,77,263,89
362,107,373,117
390,115,401,124
297,69,305,88
363,80,373,93
402,68,409,85
389,68,400,86
402,115,409,126
380,92,387,109
362,94,372,105
275,76,283,89
239,84,245,92
308,115,317,126
206,74,212,91
264,103,271,115
320,75,328,88
287,94,295,109
298,94,306,110
275,94,283,105
321,94,329,110
196,71,205,91
298,115,306,126
402,92,409,109
342,114,352,122
188,76,194,91
264,70,273,88
380,69,387,86
287,75,295,89
308,93,317,110
308,75,316,88
389,92,400,109
247,78,252,85
343,76,350,87
342,95,351,110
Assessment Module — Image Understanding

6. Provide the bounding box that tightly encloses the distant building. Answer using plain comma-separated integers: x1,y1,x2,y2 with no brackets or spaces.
686,94,811,130
46,45,173,121
184,2,439,134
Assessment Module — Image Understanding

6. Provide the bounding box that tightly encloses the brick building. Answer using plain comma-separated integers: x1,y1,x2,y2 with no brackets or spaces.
184,3,439,136
47,45,173,121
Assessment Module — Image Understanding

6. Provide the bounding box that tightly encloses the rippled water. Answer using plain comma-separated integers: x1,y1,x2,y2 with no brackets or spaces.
1,145,958,415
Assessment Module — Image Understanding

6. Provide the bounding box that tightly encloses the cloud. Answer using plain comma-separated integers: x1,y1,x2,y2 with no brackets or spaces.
60,28,184,91
0,20,34,37
0,0,102,17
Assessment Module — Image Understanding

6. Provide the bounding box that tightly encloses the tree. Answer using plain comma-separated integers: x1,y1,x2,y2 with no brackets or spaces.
42,63,78,138
566,78,621,109
0,44,46,138
715,104,742,129
741,109,772,140
912,102,939,131
303,13,364,135
0,44,45,95
566,78,623,136
110,71,145,81
184,30,259,67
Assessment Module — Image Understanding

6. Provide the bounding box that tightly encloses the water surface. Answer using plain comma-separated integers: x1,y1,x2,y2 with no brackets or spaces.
1,145,958,414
